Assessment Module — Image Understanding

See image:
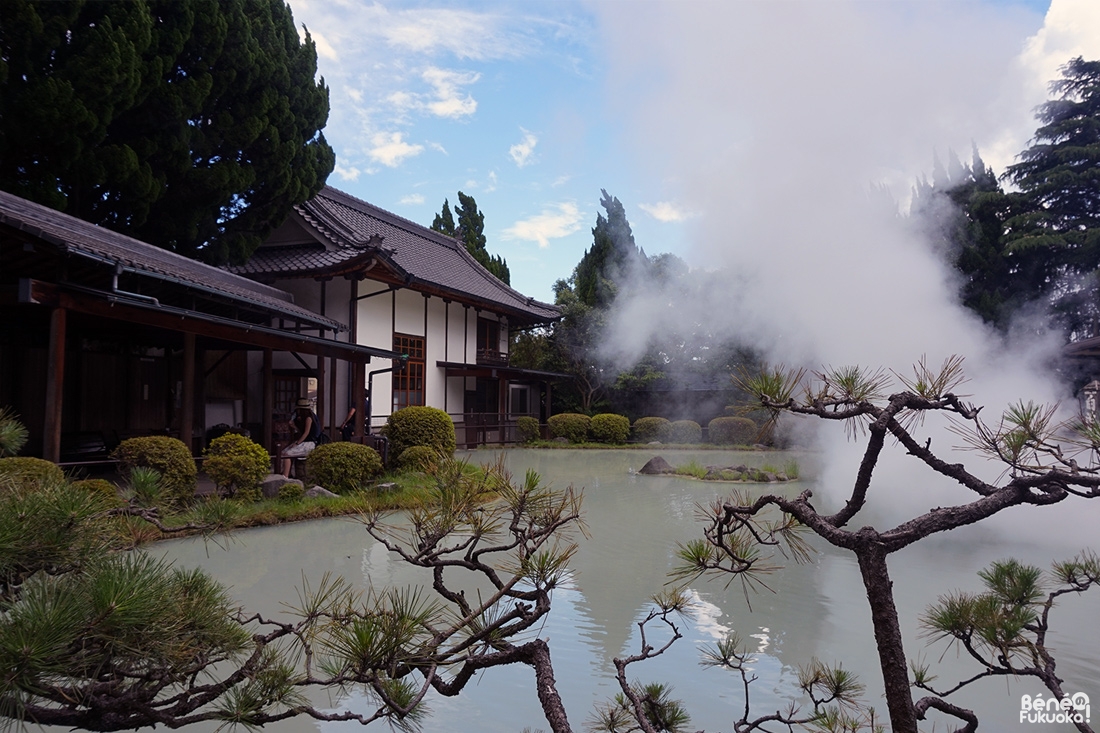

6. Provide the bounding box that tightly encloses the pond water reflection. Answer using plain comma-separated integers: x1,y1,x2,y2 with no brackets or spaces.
159,448,1100,732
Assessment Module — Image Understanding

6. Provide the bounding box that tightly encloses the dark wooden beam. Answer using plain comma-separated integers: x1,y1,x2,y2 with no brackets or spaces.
42,307,66,463
262,349,274,453
180,332,195,455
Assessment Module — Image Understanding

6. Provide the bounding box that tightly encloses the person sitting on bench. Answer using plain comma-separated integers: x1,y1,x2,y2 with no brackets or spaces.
280,398,320,477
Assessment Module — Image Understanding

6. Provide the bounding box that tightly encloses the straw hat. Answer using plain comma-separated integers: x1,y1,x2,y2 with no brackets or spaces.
295,398,312,410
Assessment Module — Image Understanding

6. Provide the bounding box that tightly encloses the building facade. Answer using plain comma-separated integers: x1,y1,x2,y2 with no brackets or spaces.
234,186,562,444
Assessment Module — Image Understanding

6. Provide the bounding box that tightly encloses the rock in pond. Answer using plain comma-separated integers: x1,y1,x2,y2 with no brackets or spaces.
639,456,675,475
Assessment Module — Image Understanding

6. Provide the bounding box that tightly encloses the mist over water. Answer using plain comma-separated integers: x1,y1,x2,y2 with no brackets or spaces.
589,1,1100,537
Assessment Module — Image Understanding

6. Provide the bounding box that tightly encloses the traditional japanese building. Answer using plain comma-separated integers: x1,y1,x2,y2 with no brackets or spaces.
235,186,562,445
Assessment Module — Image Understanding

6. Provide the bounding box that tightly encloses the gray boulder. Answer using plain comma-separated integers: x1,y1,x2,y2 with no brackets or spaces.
305,485,338,499
261,474,301,499
639,456,675,475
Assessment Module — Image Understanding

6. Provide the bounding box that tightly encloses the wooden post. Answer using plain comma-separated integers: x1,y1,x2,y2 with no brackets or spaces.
262,349,273,451
180,332,195,455
353,360,366,439
329,355,338,436
316,354,326,440
43,307,66,463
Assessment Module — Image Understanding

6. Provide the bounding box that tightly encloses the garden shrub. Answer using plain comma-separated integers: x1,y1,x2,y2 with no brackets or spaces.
632,417,670,443
113,436,196,507
305,442,382,494
658,420,702,444
70,478,121,502
277,481,305,502
0,406,29,457
547,413,591,443
517,416,540,444
382,406,456,461
708,416,758,446
590,413,630,444
395,445,440,473
203,433,270,500
0,456,65,488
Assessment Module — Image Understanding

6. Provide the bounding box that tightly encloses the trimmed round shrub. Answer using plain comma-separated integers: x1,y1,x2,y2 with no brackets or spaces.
113,436,197,507
547,413,591,443
632,417,670,443
658,420,702,444
395,445,440,473
277,481,305,502
382,406,456,461
203,433,270,499
590,413,630,444
70,478,122,502
708,416,758,446
305,442,383,494
516,416,541,444
0,456,65,489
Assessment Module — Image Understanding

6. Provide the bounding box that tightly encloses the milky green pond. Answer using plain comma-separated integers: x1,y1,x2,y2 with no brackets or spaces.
159,448,1100,733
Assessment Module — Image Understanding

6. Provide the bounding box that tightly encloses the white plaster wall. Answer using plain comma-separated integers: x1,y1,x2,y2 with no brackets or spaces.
426,297,453,412
357,282,396,424
393,288,425,336
446,303,469,364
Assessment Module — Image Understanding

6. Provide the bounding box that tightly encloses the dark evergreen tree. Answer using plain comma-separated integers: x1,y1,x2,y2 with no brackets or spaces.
431,192,510,284
573,189,645,307
430,198,456,236
1004,56,1100,336
0,0,335,264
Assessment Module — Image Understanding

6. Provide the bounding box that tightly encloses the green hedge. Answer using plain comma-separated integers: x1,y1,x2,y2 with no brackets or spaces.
395,445,440,473
658,420,702,444
516,416,540,444
590,413,630,444
708,416,758,446
0,456,65,488
382,406,456,461
547,413,591,443
70,478,122,503
305,442,383,494
632,417,670,443
112,436,196,507
203,433,270,500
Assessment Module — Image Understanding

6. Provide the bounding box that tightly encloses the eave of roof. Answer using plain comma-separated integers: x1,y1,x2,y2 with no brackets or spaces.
235,186,561,325
0,189,342,331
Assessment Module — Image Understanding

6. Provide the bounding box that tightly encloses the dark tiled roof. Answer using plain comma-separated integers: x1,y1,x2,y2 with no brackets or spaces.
235,186,561,324
0,189,341,330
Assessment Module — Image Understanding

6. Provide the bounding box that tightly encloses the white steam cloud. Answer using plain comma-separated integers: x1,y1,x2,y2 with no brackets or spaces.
593,1,1100,541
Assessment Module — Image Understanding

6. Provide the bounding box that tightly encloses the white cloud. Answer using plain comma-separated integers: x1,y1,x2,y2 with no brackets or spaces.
368,132,423,167
486,171,498,193
509,128,539,167
552,175,572,188
428,141,448,155
422,67,480,119
503,203,582,248
398,193,425,205
309,29,338,61
333,164,360,181
376,7,536,61
639,201,691,223
986,0,1100,174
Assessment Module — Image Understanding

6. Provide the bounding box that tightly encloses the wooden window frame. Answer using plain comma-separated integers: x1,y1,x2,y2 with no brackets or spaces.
392,333,426,410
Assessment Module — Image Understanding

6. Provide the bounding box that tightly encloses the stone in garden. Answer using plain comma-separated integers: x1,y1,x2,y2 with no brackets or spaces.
261,474,300,499
639,456,675,475
305,485,338,498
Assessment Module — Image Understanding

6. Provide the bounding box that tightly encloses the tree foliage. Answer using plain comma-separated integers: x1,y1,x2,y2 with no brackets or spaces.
920,58,1100,337
696,357,1100,732
0,0,335,264
1002,57,1100,336
430,192,510,284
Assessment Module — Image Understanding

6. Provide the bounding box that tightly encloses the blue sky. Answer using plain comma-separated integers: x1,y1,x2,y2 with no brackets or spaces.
286,0,1098,305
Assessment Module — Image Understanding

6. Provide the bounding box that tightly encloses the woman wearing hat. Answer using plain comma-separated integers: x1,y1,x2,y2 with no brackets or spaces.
280,398,320,477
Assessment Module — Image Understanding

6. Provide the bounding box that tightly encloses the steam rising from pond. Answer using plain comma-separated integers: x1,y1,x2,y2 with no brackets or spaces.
590,0,1100,541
